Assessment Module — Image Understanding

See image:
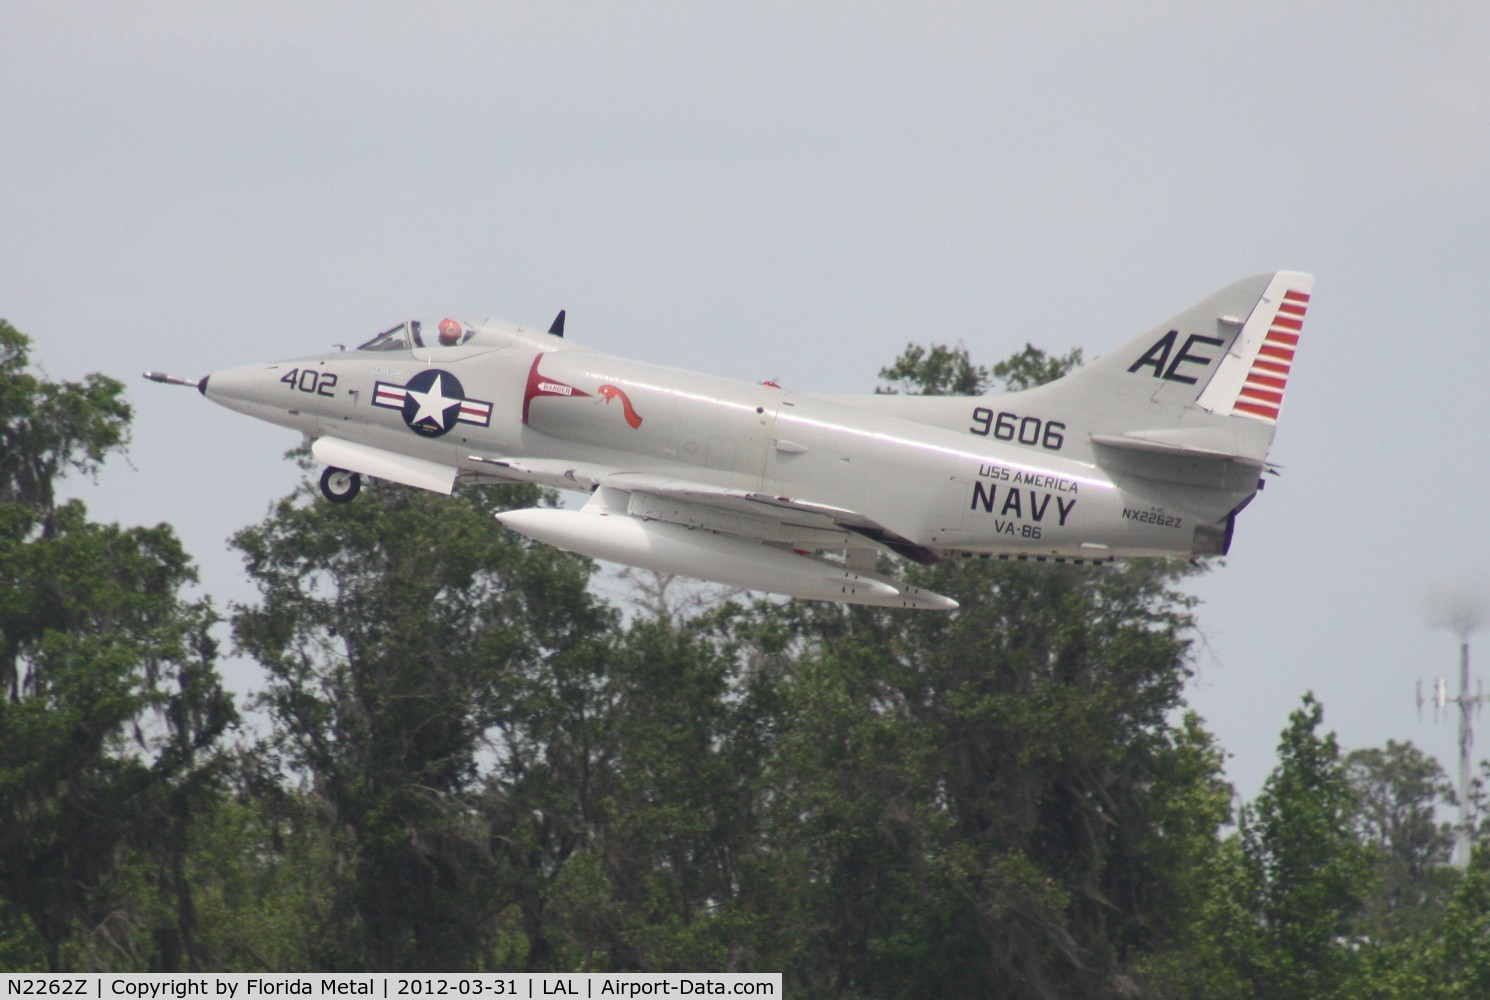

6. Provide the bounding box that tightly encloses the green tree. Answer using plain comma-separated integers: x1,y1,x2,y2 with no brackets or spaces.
0,321,130,543
1240,694,1375,999
876,341,1083,396
187,779,338,970
1418,843,1490,997
1144,699,1386,1000
1351,844,1490,999
538,619,776,971
1345,740,1455,941
877,342,991,396
1139,833,1261,1000
0,321,233,970
736,559,1215,998
232,473,613,969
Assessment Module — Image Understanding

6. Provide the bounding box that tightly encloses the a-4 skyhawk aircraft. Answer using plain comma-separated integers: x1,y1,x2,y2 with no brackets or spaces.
146,272,1311,611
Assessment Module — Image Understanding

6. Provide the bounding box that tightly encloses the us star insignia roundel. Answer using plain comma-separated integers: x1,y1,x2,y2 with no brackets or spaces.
372,369,493,438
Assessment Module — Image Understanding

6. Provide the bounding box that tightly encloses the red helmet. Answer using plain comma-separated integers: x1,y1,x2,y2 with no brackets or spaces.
438,318,463,345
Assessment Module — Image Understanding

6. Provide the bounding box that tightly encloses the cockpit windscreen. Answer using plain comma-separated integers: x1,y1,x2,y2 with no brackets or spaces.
355,318,478,352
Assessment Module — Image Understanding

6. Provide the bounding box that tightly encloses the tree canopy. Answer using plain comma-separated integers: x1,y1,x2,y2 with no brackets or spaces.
0,321,233,970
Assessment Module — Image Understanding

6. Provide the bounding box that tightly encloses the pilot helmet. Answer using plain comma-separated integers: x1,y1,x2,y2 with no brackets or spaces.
438,318,463,345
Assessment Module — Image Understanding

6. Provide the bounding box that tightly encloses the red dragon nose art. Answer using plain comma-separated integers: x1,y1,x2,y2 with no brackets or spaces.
597,385,644,429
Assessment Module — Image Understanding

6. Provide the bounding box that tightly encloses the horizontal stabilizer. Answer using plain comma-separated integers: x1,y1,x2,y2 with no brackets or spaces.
1090,430,1262,465
1091,431,1263,491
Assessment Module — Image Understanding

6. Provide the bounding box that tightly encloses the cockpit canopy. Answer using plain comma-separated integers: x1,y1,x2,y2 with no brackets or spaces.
357,318,481,351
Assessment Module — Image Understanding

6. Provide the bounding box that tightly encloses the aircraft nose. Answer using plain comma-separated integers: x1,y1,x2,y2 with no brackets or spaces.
201,363,260,407
199,362,280,422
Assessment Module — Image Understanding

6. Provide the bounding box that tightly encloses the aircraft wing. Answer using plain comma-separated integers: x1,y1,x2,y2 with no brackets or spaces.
496,468,956,609
592,472,942,565
464,454,616,492
467,453,938,563
316,439,938,567
315,438,953,607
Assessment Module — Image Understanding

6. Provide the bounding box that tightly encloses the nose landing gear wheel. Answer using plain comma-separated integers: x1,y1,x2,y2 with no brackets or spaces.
320,466,362,503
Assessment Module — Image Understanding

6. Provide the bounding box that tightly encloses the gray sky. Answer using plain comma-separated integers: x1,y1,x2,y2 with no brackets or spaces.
5,2,1489,799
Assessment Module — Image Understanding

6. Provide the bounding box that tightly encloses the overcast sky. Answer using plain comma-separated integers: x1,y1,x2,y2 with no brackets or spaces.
4,2,1489,799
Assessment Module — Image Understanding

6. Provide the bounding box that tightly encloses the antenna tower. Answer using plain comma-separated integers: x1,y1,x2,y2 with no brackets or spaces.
1421,602,1488,867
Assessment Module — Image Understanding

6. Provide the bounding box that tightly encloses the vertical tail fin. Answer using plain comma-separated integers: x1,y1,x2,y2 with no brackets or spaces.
1044,272,1312,417
1195,271,1313,423
1006,271,1314,472
1046,271,1315,553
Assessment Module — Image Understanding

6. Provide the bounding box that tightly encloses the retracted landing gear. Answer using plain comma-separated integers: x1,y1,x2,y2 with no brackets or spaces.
319,466,362,503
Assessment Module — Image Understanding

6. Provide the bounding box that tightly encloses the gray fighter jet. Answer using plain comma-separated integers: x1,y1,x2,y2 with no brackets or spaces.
147,272,1311,610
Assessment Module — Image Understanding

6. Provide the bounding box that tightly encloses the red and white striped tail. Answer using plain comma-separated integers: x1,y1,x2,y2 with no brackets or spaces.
1197,272,1313,425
